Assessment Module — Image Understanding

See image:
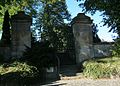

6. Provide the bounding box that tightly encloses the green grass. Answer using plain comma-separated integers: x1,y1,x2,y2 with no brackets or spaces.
82,57,120,79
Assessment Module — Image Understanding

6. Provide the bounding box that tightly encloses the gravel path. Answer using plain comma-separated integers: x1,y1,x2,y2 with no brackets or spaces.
58,78,120,86
41,65,120,86
42,78,120,86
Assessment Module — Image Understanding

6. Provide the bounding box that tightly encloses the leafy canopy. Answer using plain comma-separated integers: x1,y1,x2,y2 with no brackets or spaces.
77,0,120,36
0,0,66,31
33,0,71,50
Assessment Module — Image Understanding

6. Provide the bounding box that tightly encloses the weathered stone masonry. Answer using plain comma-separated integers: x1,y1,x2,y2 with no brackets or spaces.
72,13,93,64
11,11,32,58
72,13,112,65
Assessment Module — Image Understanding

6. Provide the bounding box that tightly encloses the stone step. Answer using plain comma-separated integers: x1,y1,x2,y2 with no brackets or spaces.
60,65,78,77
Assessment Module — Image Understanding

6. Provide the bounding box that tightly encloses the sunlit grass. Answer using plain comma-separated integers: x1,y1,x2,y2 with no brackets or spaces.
0,61,38,76
83,57,120,79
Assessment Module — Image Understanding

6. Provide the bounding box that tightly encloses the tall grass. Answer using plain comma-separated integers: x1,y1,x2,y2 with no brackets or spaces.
83,57,120,79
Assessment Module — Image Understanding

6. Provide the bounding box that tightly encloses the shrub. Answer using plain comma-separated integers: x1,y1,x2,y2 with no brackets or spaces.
112,38,120,56
0,61,38,76
0,61,40,85
21,41,59,69
0,54,5,63
83,57,120,79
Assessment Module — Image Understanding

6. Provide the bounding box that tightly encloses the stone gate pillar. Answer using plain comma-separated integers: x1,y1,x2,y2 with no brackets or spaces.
72,13,93,65
11,11,32,58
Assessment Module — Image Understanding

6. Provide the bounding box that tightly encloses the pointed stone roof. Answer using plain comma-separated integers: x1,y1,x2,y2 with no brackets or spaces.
71,13,92,25
11,11,32,22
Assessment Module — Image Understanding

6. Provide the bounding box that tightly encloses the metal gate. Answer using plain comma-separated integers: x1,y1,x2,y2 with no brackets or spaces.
57,26,76,66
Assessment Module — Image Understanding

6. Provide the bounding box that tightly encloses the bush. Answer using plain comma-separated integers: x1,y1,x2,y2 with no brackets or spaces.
0,61,38,76
0,54,5,63
112,38,120,56
0,61,40,85
21,41,59,69
83,57,120,79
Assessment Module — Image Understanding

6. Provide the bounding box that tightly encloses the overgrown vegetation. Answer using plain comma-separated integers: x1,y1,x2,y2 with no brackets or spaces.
0,61,41,85
0,40,59,84
0,61,38,76
1,10,11,46
112,38,120,56
21,41,59,68
33,0,71,51
83,57,120,79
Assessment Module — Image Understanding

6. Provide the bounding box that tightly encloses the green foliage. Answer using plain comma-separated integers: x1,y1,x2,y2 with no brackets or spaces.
21,41,59,68
83,57,120,79
112,38,120,56
0,54,4,63
0,61,40,84
0,0,38,31
0,61,38,76
33,0,71,51
92,23,101,43
0,0,21,6
77,0,120,36
1,10,11,46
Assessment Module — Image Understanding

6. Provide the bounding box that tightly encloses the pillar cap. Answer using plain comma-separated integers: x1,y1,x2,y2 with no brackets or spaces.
11,11,32,22
71,13,92,25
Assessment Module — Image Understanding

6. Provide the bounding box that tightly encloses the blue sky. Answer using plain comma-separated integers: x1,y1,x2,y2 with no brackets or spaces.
66,0,117,42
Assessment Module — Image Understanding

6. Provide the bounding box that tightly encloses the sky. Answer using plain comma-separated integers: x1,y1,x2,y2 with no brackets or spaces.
66,0,117,42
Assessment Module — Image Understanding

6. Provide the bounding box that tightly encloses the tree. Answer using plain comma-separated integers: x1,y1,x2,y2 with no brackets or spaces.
0,0,64,31
0,0,39,31
92,23,101,43
0,0,20,6
0,0,57,6
1,10,11,46
33,0,71,51
77,0,120,37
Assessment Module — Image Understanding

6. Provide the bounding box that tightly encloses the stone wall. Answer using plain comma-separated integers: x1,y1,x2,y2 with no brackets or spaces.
93,43,113,58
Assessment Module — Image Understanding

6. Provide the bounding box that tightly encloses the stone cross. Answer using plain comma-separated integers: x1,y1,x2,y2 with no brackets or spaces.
72,13,93,65
11,11,32,58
